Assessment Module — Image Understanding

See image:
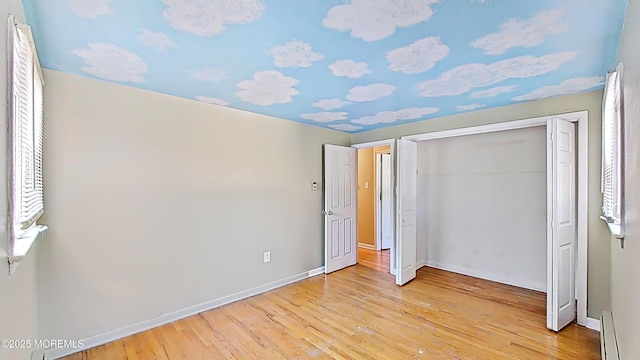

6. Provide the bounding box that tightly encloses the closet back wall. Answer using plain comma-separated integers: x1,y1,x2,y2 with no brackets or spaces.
417,126,547,291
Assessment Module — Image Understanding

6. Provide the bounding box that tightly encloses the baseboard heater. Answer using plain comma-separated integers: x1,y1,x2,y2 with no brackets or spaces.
600,311,620,360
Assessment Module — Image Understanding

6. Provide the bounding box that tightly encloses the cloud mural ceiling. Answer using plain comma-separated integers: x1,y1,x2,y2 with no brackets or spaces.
23,0,626,133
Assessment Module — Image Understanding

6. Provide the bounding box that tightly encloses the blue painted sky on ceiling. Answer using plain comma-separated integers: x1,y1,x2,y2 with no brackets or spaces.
21,0,626,133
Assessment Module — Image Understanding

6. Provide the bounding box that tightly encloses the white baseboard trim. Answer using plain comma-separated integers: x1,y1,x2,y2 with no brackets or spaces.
45,266,325,360
308,266,326,277
417,260,428,269
424,261,547,293
585,317,601,332
358,243,376,250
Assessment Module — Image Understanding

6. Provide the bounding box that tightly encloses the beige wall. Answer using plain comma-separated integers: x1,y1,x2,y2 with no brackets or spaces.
0,2,41,359
611,2,640,358
352,90,611,318
37,70,351,343
357,148,375,246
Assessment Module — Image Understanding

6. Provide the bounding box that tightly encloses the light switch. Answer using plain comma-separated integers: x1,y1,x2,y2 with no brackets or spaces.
364,181,369,189
312,182,318,190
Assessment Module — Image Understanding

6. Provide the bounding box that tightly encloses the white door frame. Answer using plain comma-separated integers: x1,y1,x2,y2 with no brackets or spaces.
352,139,397,275
376,153,393,251
376,153,383,251
403,111,589,328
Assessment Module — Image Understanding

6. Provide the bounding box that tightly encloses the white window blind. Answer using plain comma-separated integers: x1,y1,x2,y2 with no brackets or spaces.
7,15,46,273
601,63,624,238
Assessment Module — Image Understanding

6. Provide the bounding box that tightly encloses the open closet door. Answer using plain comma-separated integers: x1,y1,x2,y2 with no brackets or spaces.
396,139,418,285
323,144,358,274
546,119,577,331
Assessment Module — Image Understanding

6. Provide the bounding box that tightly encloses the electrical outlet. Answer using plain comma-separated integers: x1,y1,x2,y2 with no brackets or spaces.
312,182,318,191
263,251,271,263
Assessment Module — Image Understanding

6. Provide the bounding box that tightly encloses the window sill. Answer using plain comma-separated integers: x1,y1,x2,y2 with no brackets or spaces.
607,223,624,239
600,217,624,239
8,225,47,275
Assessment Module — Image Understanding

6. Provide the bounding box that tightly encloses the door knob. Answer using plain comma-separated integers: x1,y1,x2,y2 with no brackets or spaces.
322,210,334,215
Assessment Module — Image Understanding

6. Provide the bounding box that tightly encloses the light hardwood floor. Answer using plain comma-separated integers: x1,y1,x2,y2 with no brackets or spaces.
357,247,390,273
63,248,599,359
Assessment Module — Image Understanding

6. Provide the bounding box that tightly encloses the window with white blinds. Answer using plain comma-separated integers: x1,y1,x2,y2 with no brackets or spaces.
7,15,46,269
601,63,624,238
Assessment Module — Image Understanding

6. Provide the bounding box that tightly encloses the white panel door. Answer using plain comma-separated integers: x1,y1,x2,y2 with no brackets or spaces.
324,144,357,274
396,139,418,285
547,119,577,331
381,153,393,250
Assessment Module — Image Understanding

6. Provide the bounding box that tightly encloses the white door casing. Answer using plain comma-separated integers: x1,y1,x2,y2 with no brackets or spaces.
381,153,393,250
396,139,418,285
547,118,577,331
324,144,358,274
376,153,383,251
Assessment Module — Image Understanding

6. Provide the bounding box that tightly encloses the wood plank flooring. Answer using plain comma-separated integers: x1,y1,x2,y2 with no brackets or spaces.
357,248,390,273
63,248,599,359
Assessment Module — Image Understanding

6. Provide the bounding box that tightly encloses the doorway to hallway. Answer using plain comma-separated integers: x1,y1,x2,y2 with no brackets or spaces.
356,145,393,275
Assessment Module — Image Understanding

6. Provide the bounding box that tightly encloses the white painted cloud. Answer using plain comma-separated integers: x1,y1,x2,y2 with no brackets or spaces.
138,29,177,52
300,112,348,123
346,83,397,102
416,51,576,97
312,98,352,110
352,107,439,125
469,85,516,99
235,70,299,106
162,0,264,36
72,43,147,83
323,0,440,42
513,76,604,101
472,9,569,55
329,60,372,78
195,96,229,106
188,68,229,83
329,124,362,132
456,103,486,111
267,40,324,68
66,0,114,18
387,37,449,74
